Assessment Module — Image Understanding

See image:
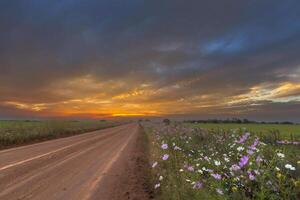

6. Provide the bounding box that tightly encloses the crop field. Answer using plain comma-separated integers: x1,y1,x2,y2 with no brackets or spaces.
0,120,117,148
143,122,300,200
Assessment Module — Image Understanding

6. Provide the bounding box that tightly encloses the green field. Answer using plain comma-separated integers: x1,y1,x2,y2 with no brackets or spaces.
188,123,300,140
0,120,118,148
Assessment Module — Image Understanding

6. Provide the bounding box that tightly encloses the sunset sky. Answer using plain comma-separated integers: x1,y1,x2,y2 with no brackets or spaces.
0,0,300,121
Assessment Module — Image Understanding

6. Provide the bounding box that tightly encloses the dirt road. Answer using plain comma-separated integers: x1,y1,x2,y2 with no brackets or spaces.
0,123,150,200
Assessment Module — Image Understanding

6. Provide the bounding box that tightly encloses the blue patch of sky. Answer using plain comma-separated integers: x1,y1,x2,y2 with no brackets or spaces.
202,14,300,55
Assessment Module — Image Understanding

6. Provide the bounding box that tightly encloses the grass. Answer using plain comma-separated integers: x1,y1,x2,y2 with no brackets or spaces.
0,120,118,148
144,122,300,200
188,123,300,141
189,123,300,137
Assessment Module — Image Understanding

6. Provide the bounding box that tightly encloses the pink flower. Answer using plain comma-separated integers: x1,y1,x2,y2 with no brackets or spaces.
239,155,249,168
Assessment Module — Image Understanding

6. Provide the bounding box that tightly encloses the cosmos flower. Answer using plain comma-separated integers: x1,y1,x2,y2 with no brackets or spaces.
154,183,160,189
236,132,250,144
277,153,285,158
193,181,203,189
174,146,182,150
187,165,194,172
248,171,255,181
159,175,163,181
249,138,260,150
152,161,158,168
256,155,263,164
161,143,168,150
162,154,169,161
285,164,296,170
214,160,221,166
211,173,222,180
231,164,241,171
216,188,224,195
239,155,249,168
237,146,245,151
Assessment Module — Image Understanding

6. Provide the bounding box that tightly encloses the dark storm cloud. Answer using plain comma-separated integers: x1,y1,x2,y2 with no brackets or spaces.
0,0,300,120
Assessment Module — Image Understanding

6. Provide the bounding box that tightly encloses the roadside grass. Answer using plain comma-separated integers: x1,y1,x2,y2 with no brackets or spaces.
143,122,300,200
0,120,118,148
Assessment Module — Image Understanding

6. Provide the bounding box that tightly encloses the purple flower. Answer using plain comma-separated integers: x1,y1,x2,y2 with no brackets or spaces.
256,155,263,164
239,155,249,168
162,154,169,160
174,146,182,150
207,168,214,173
211,173,222,180
249,138,259,150
248,172,255,181
247,149,254,155
193,181,203,189
161,143,168,150
231,164,241,171
247,170,255,180
187,166,194,172
236,132,250,144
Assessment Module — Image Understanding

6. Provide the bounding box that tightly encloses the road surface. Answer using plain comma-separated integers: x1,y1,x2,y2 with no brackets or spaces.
0,123,141,200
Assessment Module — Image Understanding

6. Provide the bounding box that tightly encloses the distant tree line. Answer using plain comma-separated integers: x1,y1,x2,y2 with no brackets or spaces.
184,118,295,125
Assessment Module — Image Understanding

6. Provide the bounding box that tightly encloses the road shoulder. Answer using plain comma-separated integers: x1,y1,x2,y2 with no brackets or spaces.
90,124,153,200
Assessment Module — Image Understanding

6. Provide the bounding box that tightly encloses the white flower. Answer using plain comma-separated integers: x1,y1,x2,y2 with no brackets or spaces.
214,160,221,166
237,146,244,151
159,176,163,181
186,179,191,182
152,162,158,168
154,183,160,189
277,153,285,158
275,167,280,171
216,188,224,195
179,169,184,172
285,164,296,170
197,169,203,174
224,157,230,162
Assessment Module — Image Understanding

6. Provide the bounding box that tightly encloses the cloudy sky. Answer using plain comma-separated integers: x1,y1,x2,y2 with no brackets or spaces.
0,0,300,121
